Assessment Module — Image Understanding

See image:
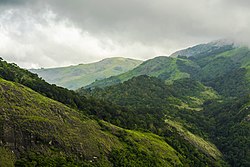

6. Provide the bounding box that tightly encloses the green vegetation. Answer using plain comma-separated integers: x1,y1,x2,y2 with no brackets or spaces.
201,97,250,167
86,43,250,98
85,57,198,88
30,57,142,90
0,57,227,166
81,75,226,166
0,77,185,166
165,119,222,160
0,147,16,167
83,75,218,115
1,39,250,166
80,41,250,167
0,58,120,117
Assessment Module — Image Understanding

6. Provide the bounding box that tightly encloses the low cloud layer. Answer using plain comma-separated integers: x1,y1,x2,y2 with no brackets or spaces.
0,0,250,68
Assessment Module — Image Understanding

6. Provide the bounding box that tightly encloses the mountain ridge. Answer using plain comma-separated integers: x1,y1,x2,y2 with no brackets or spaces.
170,39,236,58
30,57,142,90
85,56,199,88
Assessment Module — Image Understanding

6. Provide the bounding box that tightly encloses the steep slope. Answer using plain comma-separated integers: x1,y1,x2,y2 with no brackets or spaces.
86,56,200,88
0,77,184,166
165,119,222,161
0,58,120,115
30,57,142,90
81,76,226,166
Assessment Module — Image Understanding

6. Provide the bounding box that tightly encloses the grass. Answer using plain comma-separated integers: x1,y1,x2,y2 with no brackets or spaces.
30,57,142,90
165,119,223,160
87,56,197,88
0,147,15,167
0,77,187,166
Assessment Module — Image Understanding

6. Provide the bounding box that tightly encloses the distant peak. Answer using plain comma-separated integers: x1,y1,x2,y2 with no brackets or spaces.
101,57,142,62
209,38,236,46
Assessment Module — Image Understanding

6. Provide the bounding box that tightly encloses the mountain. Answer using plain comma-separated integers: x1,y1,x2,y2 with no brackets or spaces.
1,38,250,166
168,39,250,96
86,40,250,98
83,73,250,166
0,58,226,166
80,76,226,166
80,39,250,167
85,56,200,88
0,77,184,166
170,39,235,58
30,57,142,90
179,45,250,97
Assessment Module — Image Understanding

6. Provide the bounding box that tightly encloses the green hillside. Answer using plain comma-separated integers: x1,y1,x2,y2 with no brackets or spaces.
188,47,250,97
80,40,250,167
86,56,199,88
30,57,142,90
0,77,185,166
80,76,227,166
83,75,218,111
0,58,227,166
86,43,250,98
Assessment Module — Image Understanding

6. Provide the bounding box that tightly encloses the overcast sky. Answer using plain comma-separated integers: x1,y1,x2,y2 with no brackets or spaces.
0,0,250,68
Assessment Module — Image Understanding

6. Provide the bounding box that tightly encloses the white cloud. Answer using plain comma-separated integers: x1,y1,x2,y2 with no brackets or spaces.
0,7,169,68
1,0,250,68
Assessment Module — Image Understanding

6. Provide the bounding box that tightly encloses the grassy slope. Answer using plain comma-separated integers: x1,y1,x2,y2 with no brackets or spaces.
30,57,142,90
86,56,199,88
0,77,183,166
165,119,222,160
0,147,15,167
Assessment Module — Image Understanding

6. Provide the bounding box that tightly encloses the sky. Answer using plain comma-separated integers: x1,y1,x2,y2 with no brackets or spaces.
0,0,250,68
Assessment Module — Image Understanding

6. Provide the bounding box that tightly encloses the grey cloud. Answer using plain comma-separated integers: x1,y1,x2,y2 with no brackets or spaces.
42,0,250,46
1,0,250,68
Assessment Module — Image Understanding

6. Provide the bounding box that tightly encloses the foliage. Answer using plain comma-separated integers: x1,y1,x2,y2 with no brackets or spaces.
0,77,191,166
82,75,225,166
0,147,16,167
202,97,250,167
85,57,196,88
